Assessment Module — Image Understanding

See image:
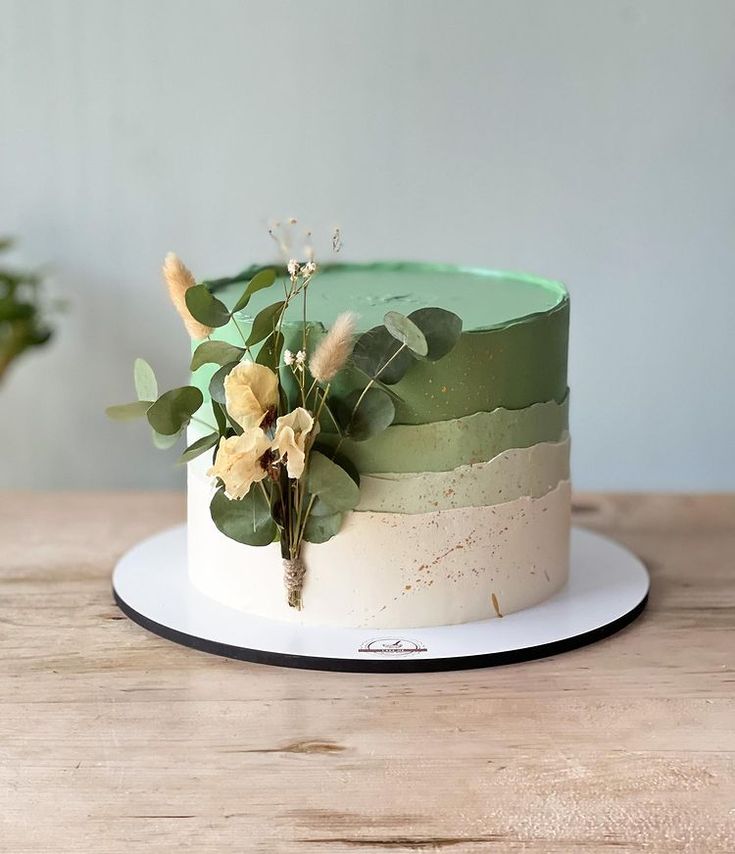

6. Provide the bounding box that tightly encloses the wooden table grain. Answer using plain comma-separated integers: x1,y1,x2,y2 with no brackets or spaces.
1,492,733,853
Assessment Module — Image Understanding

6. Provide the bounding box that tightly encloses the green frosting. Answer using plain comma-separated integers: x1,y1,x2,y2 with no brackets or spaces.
341,394,569,474
389,302,568,423
356,436,570,513
198,262,569,425
214,262,566,332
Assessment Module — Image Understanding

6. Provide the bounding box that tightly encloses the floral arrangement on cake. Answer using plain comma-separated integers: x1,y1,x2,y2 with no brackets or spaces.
108,225,461,607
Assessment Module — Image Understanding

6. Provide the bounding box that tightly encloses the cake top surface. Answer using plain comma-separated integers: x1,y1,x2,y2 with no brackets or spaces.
215,262,567,332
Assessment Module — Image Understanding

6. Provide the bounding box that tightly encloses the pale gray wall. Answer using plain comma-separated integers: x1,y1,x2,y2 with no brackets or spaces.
1,0,733,491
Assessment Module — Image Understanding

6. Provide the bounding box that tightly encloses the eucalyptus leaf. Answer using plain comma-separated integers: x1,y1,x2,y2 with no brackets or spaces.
308,496,338,518
133,358,157,401
224,407,244,436
255,330,284,371
351,325,413,385
0,299,33,322
191,340,245,371
313,436,360,486
303,511,343,544
209,361,239,404
184,284,230,328
211,400,227,434
383,311,428,357
146,386,204,435
407,307,463,361
29,326,52,347
177,431,219,465
336,386,395,442
152,429,180,449
245,301,285,347
210,485,276,546
306,451,360,512
105,400,152,421
231,268,277,314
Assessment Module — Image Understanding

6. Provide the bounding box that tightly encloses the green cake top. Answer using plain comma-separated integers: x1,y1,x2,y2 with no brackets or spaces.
212,262,568,334
201,262,570,424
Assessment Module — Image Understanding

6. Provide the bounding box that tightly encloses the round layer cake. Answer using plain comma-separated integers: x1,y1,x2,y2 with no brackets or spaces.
187,262,571,628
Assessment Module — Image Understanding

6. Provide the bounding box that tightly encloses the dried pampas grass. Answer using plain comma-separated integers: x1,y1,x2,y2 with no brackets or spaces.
162,252,213,340
309,311,357,383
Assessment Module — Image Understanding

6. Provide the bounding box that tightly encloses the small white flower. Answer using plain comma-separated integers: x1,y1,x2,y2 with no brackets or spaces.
295,350,307,367
287,259,300,278
283,349,295,366
303,261,317,276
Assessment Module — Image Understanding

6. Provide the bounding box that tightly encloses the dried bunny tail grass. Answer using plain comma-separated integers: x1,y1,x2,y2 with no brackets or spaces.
309,311,357,383
162,252,213,340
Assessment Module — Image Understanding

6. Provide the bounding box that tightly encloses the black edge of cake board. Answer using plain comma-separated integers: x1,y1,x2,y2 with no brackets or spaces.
112,585,649,674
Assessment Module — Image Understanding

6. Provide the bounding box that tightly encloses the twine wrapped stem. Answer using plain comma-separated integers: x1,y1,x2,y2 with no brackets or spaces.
283,555,306,609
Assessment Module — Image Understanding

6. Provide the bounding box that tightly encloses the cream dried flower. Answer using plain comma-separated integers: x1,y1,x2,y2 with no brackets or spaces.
287,259,300,278
272,407,316,479
224,362,279,430
162,252,213,340
208,428,272,500
283,349,295,366
309,311,357,383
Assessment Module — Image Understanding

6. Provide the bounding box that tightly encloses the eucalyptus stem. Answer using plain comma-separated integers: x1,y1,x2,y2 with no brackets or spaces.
230,315,254,359
258,480,271,504
305,377,318,403
350,363,402,400
351,343,406,419
295,493,317,554
274,283,295,356
302,278,308,354
318,396,343,436
292,478,304,554
191,415,217,432
372,342,408,386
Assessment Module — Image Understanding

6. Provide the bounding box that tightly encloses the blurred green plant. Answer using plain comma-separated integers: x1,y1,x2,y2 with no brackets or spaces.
0,239,53,383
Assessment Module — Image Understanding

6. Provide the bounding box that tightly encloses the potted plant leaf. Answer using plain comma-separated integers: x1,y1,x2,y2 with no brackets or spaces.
0,239,54,383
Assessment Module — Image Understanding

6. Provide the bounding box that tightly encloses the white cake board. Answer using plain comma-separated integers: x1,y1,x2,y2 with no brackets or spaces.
112,526,649,673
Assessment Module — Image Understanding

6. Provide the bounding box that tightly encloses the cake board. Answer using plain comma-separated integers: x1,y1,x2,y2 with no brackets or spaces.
112,526,649,673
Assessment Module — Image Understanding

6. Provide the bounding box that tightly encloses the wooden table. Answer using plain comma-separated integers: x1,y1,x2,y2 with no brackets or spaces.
1,493,733,853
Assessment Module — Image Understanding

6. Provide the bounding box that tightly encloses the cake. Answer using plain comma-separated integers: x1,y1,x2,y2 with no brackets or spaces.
108,252,570,631
184,262,571,628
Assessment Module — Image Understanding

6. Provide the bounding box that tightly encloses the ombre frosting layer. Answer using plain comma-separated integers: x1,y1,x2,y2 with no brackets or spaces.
341,394,568,474
356,435,570,513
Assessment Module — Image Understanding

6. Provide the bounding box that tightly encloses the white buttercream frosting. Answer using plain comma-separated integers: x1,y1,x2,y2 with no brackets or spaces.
187,444,571,628
357,434,570,513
